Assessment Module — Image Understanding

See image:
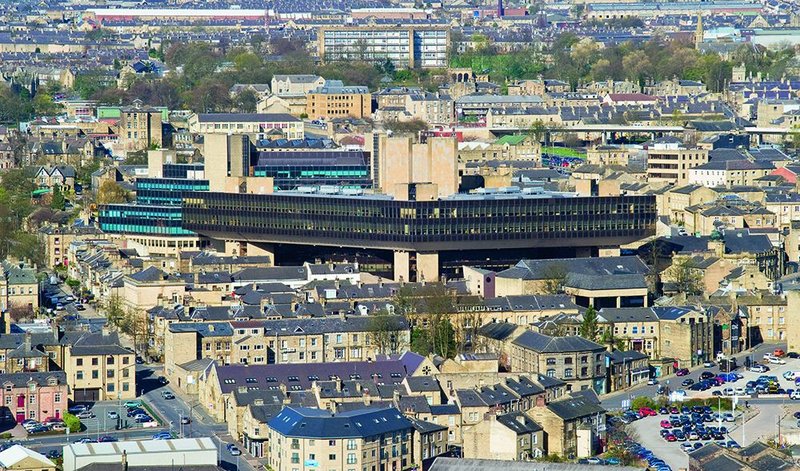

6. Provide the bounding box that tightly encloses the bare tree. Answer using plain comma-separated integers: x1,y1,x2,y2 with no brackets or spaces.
367,310,405,355
664,257,703,295
540,263,568,294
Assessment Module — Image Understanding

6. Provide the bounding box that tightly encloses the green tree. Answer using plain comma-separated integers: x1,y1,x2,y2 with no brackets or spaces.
579,307,599,342
631,396,656,410
62,412,81,433
407,284,458,359
234,89,258,113
50,185,65,211
33,92,62,116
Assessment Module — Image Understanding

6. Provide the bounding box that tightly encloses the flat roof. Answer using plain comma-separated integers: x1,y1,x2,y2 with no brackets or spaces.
88,9,270,17
66,438,216,457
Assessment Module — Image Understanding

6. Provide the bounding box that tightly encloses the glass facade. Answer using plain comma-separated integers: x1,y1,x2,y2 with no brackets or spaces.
99,204,194,236
182,192,656,252
253,150,371,190
136,178,210,205
163,163,204,179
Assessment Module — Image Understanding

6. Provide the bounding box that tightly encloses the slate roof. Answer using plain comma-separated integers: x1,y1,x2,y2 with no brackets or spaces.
405,376,441,392
168,322,234,337
546,394,606,421
268,406,412,438
68,332,132,356
0,371,66,387
213,359,412,394
496,412,542,434
409,417,447,434
497,256,648,281
429,458,644,471
512,331,604,353
565,272,647,291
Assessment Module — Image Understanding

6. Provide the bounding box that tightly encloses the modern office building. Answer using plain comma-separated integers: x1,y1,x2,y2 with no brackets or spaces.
182,187,657,281
318,26,449,68
98,150,212,256
253,149,372,190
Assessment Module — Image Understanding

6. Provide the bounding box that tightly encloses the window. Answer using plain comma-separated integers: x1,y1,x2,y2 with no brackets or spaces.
564,368,573,378
92,370,99,379
76,359,83,366
107,356,114,365
29,395,35,404
329,454,336,461
108,384,115,392
76,371,83,380
123,357,130,365
54,393,61,403
291,453,299,464
123,369,129,378
347,439,357,450
329,440,336,446
107,370,115,378
564,357,572,365
546,358,556,365
347,453,357,464
92,358,98,366
336,334,342,344
122,383,129,392
546,369,555,377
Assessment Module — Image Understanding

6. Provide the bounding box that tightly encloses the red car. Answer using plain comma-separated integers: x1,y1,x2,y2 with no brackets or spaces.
660,420,672,428
669,406,679,414
666,434,677,442
638,407,657,417
775,349,786,357
676,368,690,376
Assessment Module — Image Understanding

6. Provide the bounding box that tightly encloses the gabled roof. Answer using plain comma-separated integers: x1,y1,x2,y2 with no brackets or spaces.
512,331,604,353
545,394,606,421
0,445,54,468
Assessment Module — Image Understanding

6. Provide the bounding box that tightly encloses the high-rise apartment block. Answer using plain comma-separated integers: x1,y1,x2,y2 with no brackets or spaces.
318,26,449,68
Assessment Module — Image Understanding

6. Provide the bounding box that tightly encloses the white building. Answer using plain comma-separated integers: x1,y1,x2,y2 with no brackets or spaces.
63,438,218,471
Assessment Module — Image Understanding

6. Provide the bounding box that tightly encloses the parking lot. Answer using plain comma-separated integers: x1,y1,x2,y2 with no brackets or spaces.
619,353,800,470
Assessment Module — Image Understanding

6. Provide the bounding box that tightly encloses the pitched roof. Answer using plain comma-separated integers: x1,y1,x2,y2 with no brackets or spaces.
0,445,54,468
546,394,606,420
512,331,604,353
268,406,412,438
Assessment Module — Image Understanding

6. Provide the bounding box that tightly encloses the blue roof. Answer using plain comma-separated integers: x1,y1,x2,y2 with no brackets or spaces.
268,406,412,438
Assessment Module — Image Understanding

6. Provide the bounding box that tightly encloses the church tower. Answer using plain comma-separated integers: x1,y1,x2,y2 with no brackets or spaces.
694,14,704,50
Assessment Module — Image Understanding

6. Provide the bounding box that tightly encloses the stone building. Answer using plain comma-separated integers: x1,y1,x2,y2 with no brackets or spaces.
509,331,606,394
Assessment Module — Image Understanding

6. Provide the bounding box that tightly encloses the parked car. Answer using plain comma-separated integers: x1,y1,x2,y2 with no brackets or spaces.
158,376,169,385
774,349,786,357
75,303,85,311
127,408,146,418
700,371,715,380
769,357,786,365
152,432,172,440
107,411,119,419
45,450,62,459
682,379,695,387
124,400,143,409
226,444,241,456
161,391,175,400
134,414,153,423
98,436,118,442
676,368,690,376
76,411,95,419
638,407,657,417
180,416,191,425
74,438,94,444
68,405,89,414
790,390,800,400
750,365,769,373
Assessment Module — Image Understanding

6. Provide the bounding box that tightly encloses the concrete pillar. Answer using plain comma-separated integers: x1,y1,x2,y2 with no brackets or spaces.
598,246,621,257
394,251,410,282
616,296,622,308
245,243,275,265
416,252,440,283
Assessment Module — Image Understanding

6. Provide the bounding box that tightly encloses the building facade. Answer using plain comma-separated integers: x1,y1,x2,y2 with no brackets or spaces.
318,26,449,68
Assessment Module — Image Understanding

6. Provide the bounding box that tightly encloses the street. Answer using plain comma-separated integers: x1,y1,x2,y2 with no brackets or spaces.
15,364,254,471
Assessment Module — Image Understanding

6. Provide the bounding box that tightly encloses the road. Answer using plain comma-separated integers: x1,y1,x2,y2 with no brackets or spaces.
19,365,254,471
600,343,780,410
